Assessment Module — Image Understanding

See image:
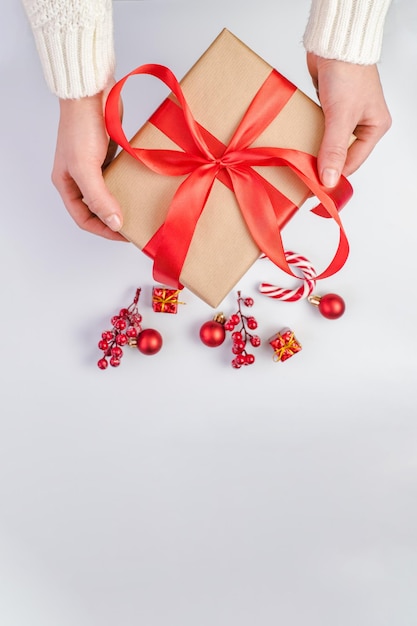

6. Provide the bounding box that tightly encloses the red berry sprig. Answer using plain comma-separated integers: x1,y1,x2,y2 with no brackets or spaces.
223,291,261,368
97,288,143,369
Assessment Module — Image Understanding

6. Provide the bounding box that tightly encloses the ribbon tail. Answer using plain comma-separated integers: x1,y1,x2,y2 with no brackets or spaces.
228,167,297,278
234,147,352,280
228,158,350,280
310,174,352,217
151,165,218,287
276,151,351,279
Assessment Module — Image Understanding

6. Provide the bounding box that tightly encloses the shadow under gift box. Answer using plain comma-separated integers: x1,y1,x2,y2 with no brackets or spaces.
103,28,350,308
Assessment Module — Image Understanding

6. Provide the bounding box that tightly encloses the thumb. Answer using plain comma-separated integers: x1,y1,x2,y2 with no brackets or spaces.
317,109,354,187
80,170,123,232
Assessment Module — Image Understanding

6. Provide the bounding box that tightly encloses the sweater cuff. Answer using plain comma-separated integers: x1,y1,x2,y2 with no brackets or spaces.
30,13,115,99
303,0,392,65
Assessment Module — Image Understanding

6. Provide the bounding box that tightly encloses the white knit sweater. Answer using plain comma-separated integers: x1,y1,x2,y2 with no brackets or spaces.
22,0,115,99
22,0,392,100
303,0,392,65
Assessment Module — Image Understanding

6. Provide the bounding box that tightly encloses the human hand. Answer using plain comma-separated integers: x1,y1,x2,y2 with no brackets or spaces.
52,84,126,241
307,53,392,187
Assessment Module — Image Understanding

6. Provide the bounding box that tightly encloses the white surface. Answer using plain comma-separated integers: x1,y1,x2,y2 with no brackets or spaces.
1,1,417,625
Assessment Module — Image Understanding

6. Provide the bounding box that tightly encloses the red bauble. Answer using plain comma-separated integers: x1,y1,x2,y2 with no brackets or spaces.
199,320,226,347
136,328,163,355
318,293,345,319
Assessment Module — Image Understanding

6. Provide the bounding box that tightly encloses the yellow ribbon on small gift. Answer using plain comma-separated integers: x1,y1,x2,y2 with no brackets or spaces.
272,332,300,362
152,289,185,312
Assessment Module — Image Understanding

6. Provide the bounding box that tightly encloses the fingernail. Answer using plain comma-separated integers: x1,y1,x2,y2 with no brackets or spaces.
104,214,122,231
322,168,340,188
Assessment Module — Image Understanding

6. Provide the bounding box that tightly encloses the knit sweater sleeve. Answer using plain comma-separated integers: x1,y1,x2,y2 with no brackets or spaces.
303,0,392,65
21,0,115,99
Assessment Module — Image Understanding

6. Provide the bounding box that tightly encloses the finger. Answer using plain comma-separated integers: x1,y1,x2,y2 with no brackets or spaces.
342,121,391,177
70,197,127,241
53,173,127,241
317,109,355,187
59,161,124,232
76,166,124,232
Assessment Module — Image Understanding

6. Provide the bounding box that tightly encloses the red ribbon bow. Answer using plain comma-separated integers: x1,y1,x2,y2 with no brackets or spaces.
105,64,352,288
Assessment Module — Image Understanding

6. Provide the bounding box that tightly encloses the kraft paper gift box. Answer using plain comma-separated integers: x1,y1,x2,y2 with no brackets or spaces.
104,29,352,307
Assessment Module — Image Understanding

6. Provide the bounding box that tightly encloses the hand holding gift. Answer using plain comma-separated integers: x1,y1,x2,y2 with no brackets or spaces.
21,0,392,241
306,54,391,186
52,82,126,241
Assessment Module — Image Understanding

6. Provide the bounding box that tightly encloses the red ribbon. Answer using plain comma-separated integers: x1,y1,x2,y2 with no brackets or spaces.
105,63,353,288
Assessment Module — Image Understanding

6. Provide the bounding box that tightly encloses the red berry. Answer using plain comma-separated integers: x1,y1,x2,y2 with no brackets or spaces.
250,335,261,347
224,322,234,331
245,354,255,365
97,358,108,370
116,333,128,346
231,359,241,369
98,339,109,351
130,314,142,325
110,357,121,367
236,354,246,365
244,298,254,307
111,346,123,358
126,327,138,338
230,314,240,325
115,318,127,330
247,317,258,330
111,315,120,326
232,331,243,341
119,308,129,318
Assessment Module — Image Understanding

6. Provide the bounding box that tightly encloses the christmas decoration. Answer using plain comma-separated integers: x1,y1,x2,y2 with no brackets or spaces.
152,287,185,313
259,250,345,320
269,329,302,362
199,293,261,367
97,288,162,369
259,250,317,301
199,313,227,347
224,292,261,368
136,328,163,355
308,293,346,319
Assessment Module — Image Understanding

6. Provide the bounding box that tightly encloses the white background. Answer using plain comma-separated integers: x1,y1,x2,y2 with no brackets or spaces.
1,1,417,624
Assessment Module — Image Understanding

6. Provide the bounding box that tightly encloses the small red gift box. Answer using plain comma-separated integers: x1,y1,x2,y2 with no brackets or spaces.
269,328,302,362
152,287,184,314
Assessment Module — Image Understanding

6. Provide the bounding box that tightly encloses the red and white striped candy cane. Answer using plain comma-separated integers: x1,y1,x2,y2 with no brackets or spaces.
259,251,317,302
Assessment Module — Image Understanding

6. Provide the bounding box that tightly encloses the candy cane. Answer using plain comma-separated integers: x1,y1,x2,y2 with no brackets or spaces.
259,251,317,301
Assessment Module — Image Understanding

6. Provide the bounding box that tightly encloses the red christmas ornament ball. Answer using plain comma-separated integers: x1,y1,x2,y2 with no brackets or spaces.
318,293,345,319
136,328,163,355
199,320,226,347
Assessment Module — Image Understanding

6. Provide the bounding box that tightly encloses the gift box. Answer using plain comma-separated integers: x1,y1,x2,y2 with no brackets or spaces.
269,328,302,362
104,29,352,308
152,287,184,314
